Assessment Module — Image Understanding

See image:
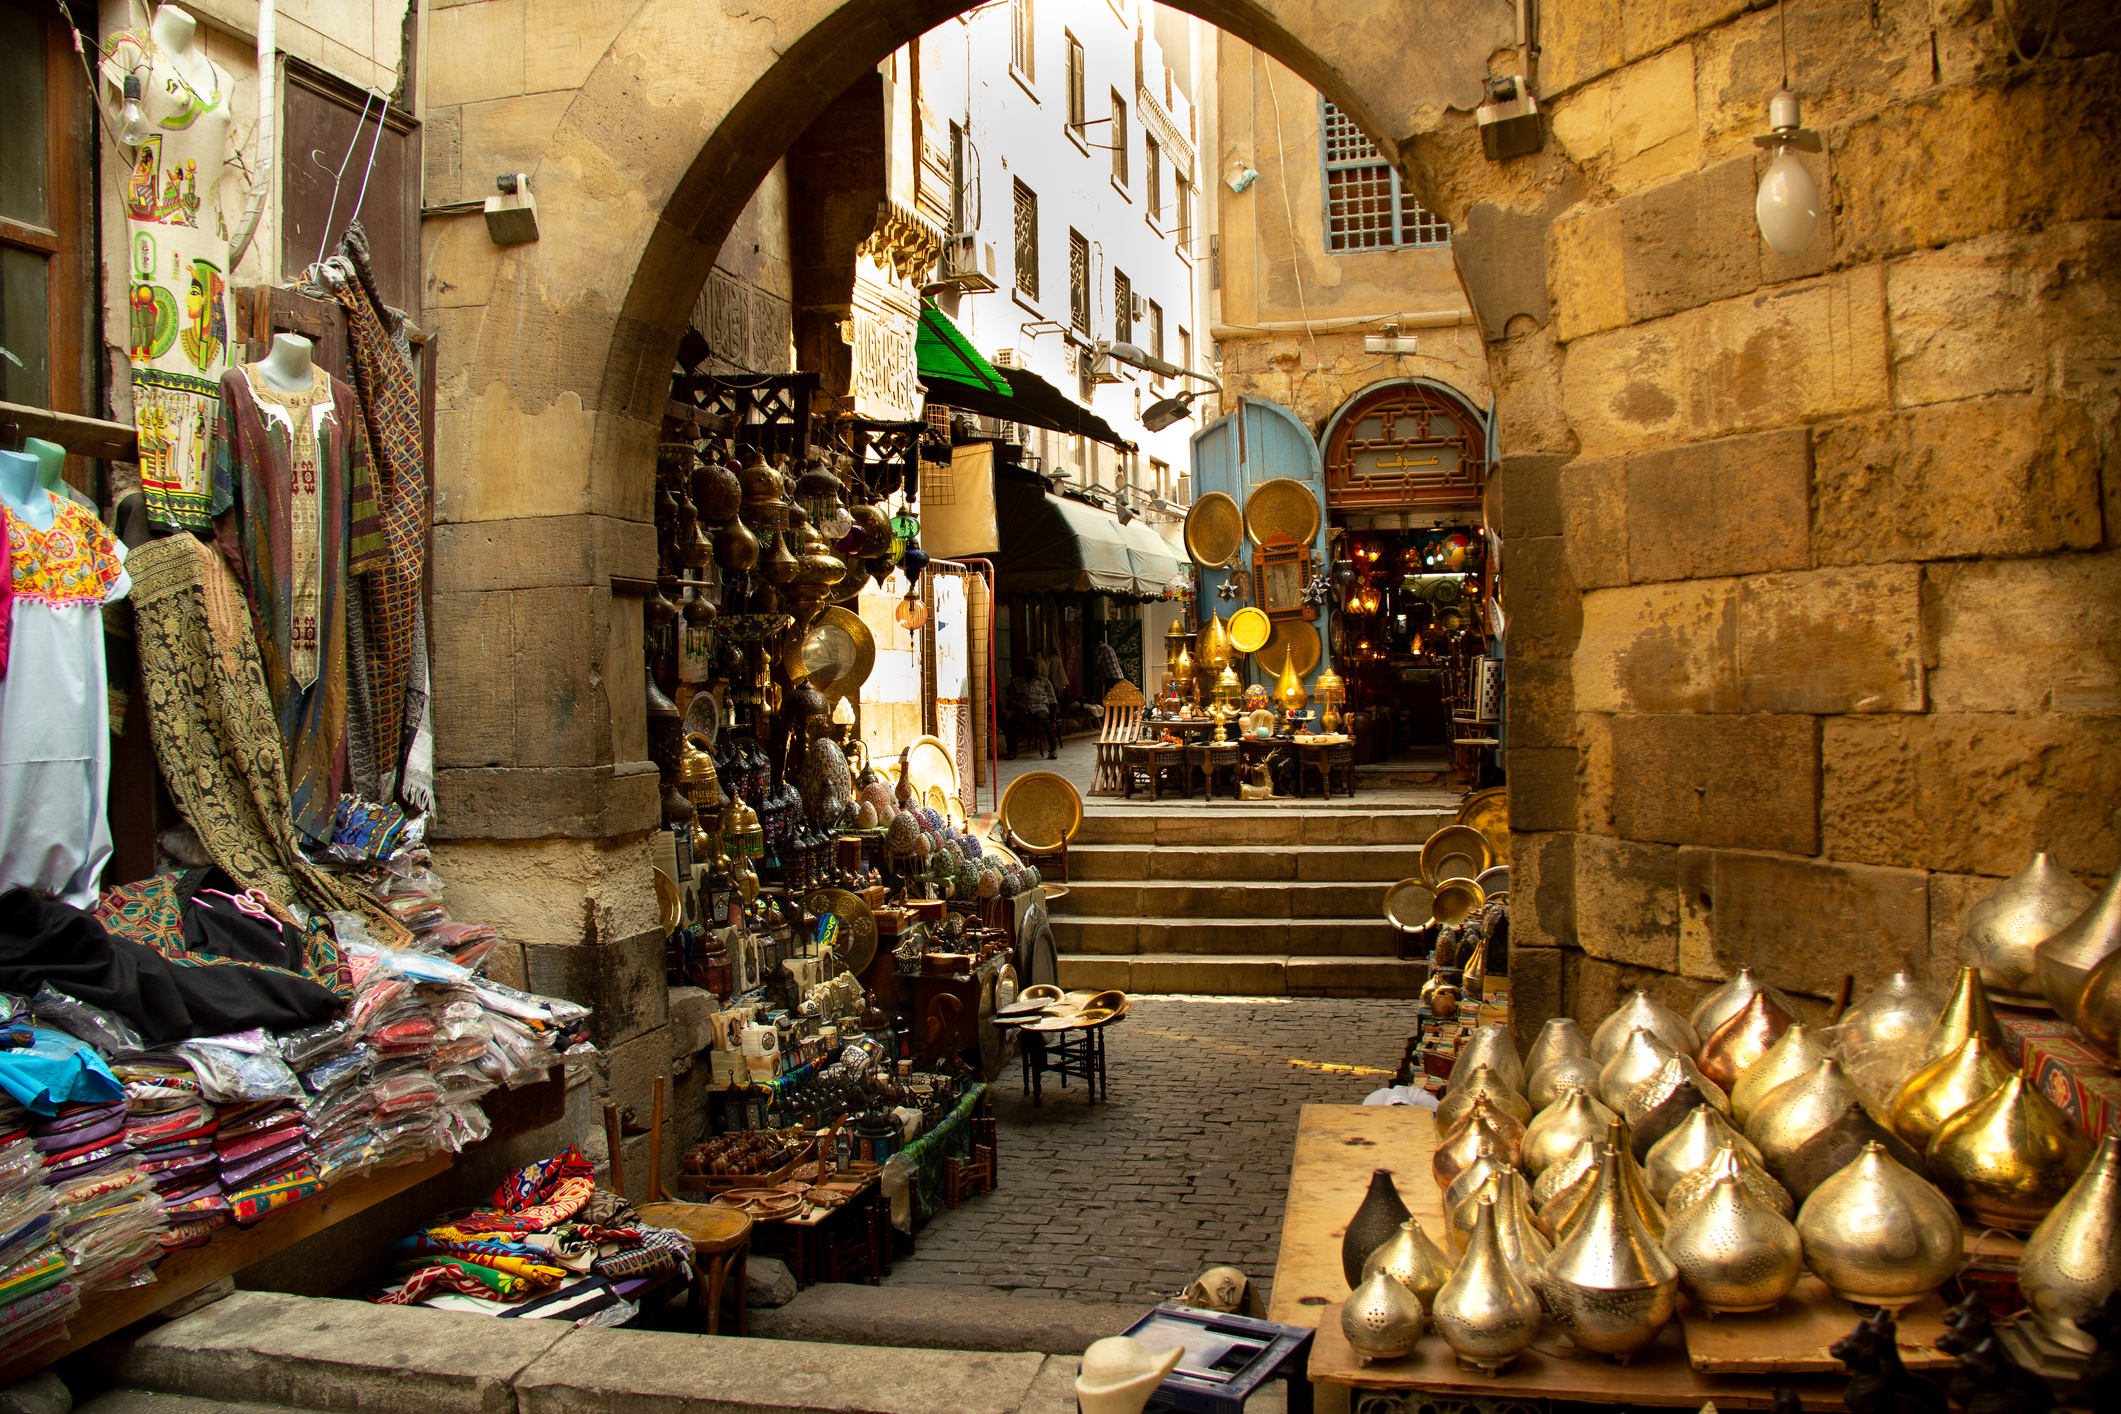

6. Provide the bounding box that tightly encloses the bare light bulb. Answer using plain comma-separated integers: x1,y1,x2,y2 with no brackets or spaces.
1756,146,1820,253
119,75,150,147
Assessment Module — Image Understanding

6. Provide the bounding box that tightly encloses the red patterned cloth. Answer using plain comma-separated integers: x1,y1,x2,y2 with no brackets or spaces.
449,1147,596,1235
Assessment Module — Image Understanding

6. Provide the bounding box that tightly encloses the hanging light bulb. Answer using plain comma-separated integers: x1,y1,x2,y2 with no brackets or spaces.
1751,7,1823,254
119,74,151,146
895,591,928,631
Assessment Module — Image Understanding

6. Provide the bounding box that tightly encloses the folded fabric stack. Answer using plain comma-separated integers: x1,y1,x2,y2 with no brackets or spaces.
281,1018,371,1183
214,1098,319,1226
371,1146,689,1311
346,946,443,1169
32,1099,166,1295
0,1137,70,1360
112,1055,224,1247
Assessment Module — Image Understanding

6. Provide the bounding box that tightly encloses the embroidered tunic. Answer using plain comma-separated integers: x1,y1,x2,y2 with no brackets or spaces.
211,365,386,849
1,494,130,907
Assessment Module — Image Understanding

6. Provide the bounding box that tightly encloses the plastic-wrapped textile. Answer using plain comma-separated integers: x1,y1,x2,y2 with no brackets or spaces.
176,1042,302,1104
434,1102,491,1154
30,984,145,1056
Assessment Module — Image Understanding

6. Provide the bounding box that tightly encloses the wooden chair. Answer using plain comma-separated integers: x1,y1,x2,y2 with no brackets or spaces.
631,1076,754,1335
1092,680,1147,794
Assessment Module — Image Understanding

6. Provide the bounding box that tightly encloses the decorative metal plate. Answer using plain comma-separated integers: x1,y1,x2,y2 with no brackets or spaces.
905,734,958,805
795,605,875,700
1228,607,1272,654
1256,620,1320,677
1431,876,1487,926
805,887,877,975
1243,478,1321,548
1383,877,1436,931
1183,491,1244,568
1458,786,1509,863
999,771,1082,850
1422,825,1494,887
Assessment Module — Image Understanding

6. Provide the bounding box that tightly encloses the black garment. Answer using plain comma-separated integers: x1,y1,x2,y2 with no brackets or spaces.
0,886,343,1044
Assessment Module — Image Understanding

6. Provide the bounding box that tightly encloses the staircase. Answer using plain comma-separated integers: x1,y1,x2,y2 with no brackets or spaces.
1051,807,1451,997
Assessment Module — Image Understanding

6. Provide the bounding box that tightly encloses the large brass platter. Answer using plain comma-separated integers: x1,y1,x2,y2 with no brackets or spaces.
794,605,875,700
1228,606,1272,654
653,867,681,934
1243,478,1321,548
1383,877,1436,931
1422,825,1494,887
905,734,958,805
1183,492,1244,568
999,771,1082,851
805,887,877,975
1255,619,1320,677
1457,786,1509,864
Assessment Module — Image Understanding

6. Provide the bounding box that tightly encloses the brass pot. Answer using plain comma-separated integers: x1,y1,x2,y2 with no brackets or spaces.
1964,852,2097,1002
1732,1023,1832,1127
1598,1027,1677,1111
1687,967,1796,1047
1524,1016,1591,1085
1746,1057,1870,1177
1435,1064,1532,1129
1529,1052,1605,1111
1447,1023,1525,1096
1622,1054,1732,1159
1665,1143,1794,1222
1431,1197,1543,1375
1534,1145,1679,1362
2079,949,2121,1063
1794,1140,1961,1311
1888,1034,2013,1153
1435,1103,1524,1189
1443,1146,1518,1218
1522,1086,1614,1179
2017,1133,2121,1353
2035,844,2121,1028
1340,1268,1424,1364
1591,990,1699,1064
1921,965,2011,1067
1447,1169,1551,1268
1664,1165,1803,1315
1698,990,1798,1092
1547,1120,1666,1246
1644,1105,1763,1204
1926,1075,2094,1232
1534,1137,1600,1211
1359,1216,1452,1310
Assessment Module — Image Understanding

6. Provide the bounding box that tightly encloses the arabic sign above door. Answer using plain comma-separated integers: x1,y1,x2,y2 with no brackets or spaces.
1321,380,1488,509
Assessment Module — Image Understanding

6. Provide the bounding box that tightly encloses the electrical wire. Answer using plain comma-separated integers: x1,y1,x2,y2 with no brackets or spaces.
1259,59,1324,382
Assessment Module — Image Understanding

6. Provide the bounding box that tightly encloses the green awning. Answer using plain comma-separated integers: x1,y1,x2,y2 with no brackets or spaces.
993,477,1177,599
916,303,1012,395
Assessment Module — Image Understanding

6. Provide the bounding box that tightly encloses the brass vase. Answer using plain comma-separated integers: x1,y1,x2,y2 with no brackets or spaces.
1644,1105,1763,1204
1534,1146,1679,1362
1621,1054,1732,1159
1921,965,2010,1066
1732,1023,1832,1127
1665,1143,1794,1222
1522,1086,1614,1179
1524,1016,1591,1084
1794,1140,1962,1311
2035,843,2121,1027
1926,1075,2094,1232
1360,1216,1451,1309
2078,949,2121,1062
1698,990,1798,1092
2017,1134,2121,1353
1547,1120,1666,1245
1436,1100,1525,1187
1591,989,1699,1064
1598,1027,1676,1111
1887,1034,2013,1152
1340,1268,1424,1364
1529,1052,1605,1111
1435,1064,1532,1129
1447,1169,1551,1268
1964,852,2097,1002
1431,1198,1543,1374
1663,1165,1803,1315
1534,1137,1600,1211
1340,1168,1412,1286
1447,1023,1525,1096
1443,1146,1517,1219
1687,967,1796,1047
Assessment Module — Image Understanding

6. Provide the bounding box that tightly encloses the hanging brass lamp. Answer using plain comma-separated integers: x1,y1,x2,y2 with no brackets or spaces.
1598,1027,1676,1111
1644,1105,1763,1204
1359,1215,1452,1310
1664,1164,1803,1315
1687,967,1796,1047
2017,1134,2121,1353
1795,1140,1961,1311
1920,965,2010,1066
2035,840,2121,1028
1665,1142,1794,1222
1435,1102,1524,1188
1534,1146,1679,1361
1732,1023,1833,1127
1964,852,2097,1002
1887,1033,2014,1153
1522,1086,1614,1179
1591,990,1700,1064
1926,1075,2094,1232
1431,1197,1543,1374
1698,989,1798,1092
1524,1017,1592,1083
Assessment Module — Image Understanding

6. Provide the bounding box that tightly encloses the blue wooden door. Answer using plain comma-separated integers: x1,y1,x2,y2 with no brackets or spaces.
1188,397,1330,689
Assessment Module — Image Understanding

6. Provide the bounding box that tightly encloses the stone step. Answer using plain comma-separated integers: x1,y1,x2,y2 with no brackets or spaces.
1058,952,1429,998
1051,879,1390,919
79,1397,320,1414
749,1283,1131,1355
1074,810,1451,847
1067,842,1423,883
1052,916,1402,957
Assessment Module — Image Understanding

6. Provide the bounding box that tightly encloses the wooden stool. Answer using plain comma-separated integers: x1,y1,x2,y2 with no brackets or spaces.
1297,743,1356,798
634,1201,753,1334
1185,742,1242,800
1121,744,1189,800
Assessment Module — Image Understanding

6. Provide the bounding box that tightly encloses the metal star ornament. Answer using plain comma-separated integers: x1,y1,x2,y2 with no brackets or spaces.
1216,577,1242,601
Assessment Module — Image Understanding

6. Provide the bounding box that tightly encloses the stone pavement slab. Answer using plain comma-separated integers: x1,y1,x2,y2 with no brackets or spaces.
78,1397,316,1414
748,1283,1132,1354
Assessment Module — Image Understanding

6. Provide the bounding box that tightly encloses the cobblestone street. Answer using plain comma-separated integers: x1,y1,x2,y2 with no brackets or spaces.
884,996,1414,1305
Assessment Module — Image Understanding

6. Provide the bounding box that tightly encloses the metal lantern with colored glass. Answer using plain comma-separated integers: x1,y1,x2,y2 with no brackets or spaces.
1313,667,1346,733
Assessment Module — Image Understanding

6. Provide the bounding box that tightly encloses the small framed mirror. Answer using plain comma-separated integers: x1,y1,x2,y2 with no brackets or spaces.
1254,541,1314,621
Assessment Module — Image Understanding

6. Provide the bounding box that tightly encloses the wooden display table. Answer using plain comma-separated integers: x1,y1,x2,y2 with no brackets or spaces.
1271,1105,1852,1410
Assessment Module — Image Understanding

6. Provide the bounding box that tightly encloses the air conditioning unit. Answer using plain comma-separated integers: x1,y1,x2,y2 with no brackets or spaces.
1130,292,1148,321
929,233,998,294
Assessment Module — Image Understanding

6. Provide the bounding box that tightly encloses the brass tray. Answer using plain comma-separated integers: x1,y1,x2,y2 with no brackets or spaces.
805,887,878,975
1256,620,1320,677
653,867,681,934
794,605,875,700
1243,478,1321,548
905,734,958,806
1421,825,1494,887
1183,492,1244,568
1383,877,1436,931
1432,876,1487,926
1228,607,1272,655
1457,786,1509,864
998,771,1082,851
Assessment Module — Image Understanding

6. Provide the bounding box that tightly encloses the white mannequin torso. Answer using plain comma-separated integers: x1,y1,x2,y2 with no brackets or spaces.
149,6,216,102
257,333,317,394
0,451,53,530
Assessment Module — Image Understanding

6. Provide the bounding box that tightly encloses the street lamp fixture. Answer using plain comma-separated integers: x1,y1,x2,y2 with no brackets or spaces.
1098,341,1222,432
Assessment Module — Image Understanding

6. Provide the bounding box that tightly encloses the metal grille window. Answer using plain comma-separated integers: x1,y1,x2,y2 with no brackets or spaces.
1011,0,1033,79
1065,31,1084,134
1148,300,1163,366
1144,135,1161,221
1014,180,1039,300
1069,230,1089,331
1110,92,1128,187
1113,270,1132,344
1320,100,1450,251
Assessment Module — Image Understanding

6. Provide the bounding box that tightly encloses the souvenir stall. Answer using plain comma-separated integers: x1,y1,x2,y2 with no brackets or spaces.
1275,847,2121,1410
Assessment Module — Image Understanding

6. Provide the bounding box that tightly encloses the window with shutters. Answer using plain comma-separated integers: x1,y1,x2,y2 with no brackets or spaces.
1064,31,1085,137
1320,100,1450,251
1175,174,1192,246
1144,135,1161,223
1113,270,1132,344
0,0,92,418
1110,92,1128,188
1149,301,1164,370
1010,0,1034,81
1068,230,1089,332
1013,180,1039,301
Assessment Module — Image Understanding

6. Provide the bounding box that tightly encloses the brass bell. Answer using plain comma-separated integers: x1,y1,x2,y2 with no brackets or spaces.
1926,1074,2094,1232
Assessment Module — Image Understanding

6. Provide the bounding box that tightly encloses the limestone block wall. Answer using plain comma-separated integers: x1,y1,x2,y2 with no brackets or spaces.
1398,1,2121,1035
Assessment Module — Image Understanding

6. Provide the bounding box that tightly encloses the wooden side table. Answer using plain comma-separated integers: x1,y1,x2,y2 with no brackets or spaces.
1185,742,1242,800
1296,743,1355,798
1121,744,1190,801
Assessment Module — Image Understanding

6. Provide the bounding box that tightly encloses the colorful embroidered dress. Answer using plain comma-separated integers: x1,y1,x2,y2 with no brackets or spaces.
0,493,129,907
101,30,239,533
211,365,387,849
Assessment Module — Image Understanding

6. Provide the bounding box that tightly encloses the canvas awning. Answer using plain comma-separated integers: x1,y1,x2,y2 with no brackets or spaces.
915,303,1013,395
918,319,1134,451
992,476,1179,599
